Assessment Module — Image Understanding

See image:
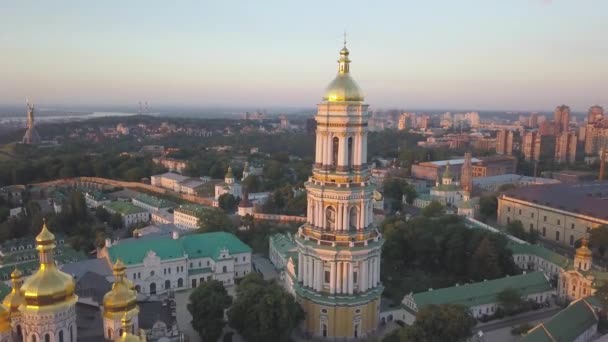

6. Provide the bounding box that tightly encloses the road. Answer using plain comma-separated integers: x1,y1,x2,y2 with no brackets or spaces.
474,306,562,342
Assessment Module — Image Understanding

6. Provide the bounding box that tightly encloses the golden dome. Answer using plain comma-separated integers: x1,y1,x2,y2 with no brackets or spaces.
103,259,138,318
119,312,143,342
576,238,592,259
20,222,77,309
323,44,364,102
2,267,25,314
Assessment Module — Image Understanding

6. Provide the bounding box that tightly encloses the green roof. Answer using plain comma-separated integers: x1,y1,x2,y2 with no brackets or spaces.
521,298,598,342
175,203,208,216
269,233,297,258
104,201,147,215
410,272,551,310
0,282,10,299
108,231,252,265
133,193,176,209
433,183,460,192
508,243,570,269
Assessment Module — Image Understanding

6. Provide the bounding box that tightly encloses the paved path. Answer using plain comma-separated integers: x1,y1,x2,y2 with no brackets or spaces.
252,254,278,281
474,306,562,342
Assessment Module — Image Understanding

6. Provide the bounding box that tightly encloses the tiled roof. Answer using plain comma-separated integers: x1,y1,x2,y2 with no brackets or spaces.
107,231,251,265
502,182,608,220
521,298,598,342
411,272,551,309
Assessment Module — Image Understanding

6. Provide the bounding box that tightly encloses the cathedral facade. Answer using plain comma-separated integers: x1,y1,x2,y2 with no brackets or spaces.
293,42,384,339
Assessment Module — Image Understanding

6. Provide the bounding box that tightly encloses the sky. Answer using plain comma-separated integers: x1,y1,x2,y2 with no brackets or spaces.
1,0,607,111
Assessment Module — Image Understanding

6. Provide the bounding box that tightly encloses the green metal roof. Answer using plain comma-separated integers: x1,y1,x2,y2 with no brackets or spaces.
104,201,147,215
521,298,598,342
133,193,176,209
411,272,551,309
0,282,10,299
108,231,252,265
507,243,570,269
174,203,208,216
269,233,297,257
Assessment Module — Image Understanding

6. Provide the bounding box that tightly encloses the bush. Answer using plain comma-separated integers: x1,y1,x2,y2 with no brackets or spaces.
494,307,505,319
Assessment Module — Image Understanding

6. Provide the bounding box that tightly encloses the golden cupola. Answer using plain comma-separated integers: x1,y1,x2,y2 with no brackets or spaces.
2,267,25,314
323,39,364,103
103,259,138,319
19,221,77,311
576,238,592,259
119,312,145,342
0,304,10,334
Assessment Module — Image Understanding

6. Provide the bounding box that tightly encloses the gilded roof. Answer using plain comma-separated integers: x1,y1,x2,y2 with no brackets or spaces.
103,259,138,317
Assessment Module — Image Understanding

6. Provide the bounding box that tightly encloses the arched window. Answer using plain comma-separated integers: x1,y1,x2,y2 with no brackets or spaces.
347,137,353,168
59,330,64,342
45,334,50,342
150,282,157,295
107,329,112,339
178,278,184,287
150,270,155,276
135,285,141,293
349,206,358,231
325,206,336,231
332,137,339,168
31,335,37,342
70,326,73,342
165,279,171,289
222,265,227,273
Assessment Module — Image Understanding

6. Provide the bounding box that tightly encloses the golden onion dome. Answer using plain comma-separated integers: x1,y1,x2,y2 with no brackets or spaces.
576,238,592,259
2,267,25,314
103,259,138,318
119,312,143,342
20,221,76,309
323,43,364,102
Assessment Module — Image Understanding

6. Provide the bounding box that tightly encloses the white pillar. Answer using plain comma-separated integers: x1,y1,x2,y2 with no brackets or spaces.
376,256,381,286
368,259,374,289
317,260,323,290
308,256,314,288
361,260,367,292
336,204,342,231
336,262,342,294
298,253,303,280
362,134,368,165
330,262,336,294
344,204,350,231
337,136,345,169
342,263,348,294
315,133,321,165
348,263,354,294
325,133,333,166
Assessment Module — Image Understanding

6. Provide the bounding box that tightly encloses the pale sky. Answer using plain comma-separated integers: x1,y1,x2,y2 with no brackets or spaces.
1,0,607,111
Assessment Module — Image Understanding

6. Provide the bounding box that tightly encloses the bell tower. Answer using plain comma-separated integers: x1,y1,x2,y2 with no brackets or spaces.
295,41,383,339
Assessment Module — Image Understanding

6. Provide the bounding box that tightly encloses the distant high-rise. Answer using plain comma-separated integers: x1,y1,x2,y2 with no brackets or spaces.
523,132,539,162
21,102,41,144
495,129,513,155
587,105,604,124
398,113,410,131
555,131,577,164
554,105,570,134
538,120,556,136
530,112,539,128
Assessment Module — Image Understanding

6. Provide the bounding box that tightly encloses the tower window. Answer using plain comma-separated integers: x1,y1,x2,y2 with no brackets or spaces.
324,270,330,283
326,206,336,230
348,137,353,168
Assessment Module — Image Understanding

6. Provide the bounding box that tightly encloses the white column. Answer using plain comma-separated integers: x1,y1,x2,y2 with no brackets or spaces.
348,263,354,294
337,136,345,168
317,260,323,290
361,260,367,292
362,134,368,165
344,204,350,231
336,203,342,231
303,256,308,287
298,253,303,280
353,134,360,166
325,133,333,166
315,133,321,165
342,263,348,294
336,262,342,294
308,256,314,288
375,256,381,286
307,199,312,224
330,262,336,294
368,259,374,289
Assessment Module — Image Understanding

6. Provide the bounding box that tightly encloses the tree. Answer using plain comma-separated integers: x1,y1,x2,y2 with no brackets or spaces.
95,207,111,222
497,287,524,315
506,220,526,240
198,208,235,233
479,194,498,220
396,304,476,342
591,225,608,257
188,280,232,342
422,200,443,217
109,213,123,230
228,273,304,342
218,193,238,213
468,236,502,281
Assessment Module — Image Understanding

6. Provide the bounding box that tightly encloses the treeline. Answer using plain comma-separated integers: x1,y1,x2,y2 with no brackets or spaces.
0,154,167,186
381,215,518,303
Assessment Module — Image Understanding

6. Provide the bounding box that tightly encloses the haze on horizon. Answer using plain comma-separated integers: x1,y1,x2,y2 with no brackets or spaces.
2,0,607,112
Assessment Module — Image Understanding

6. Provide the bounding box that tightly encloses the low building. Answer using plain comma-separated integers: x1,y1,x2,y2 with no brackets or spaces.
151,209,174,225
521,298,598,342
101,231,252,295
508,242,569,281
214,167,242,200
152,157,187,173
269,233,297,271
132,193,176,212
177,178,205,195
173,203,207,229
401,272,553,324
151,172,189,191
473,174,560,192
85,191,111,208
498,182,608,247
237,192,254,217
104,201,150,227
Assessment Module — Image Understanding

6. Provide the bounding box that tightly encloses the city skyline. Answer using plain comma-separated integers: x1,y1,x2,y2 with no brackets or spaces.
2,1,607,111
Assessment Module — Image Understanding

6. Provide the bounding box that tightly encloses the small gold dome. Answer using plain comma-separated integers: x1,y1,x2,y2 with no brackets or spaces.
576,238,592,259
119,312,143,342
103,259,138,318
20,222,76,308
3,267,25,314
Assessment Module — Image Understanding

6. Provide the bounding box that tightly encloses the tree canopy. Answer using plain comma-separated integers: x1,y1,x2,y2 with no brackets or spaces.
197,208,235,233
227,273,304,342
387,304,476,342
187,280,232,342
